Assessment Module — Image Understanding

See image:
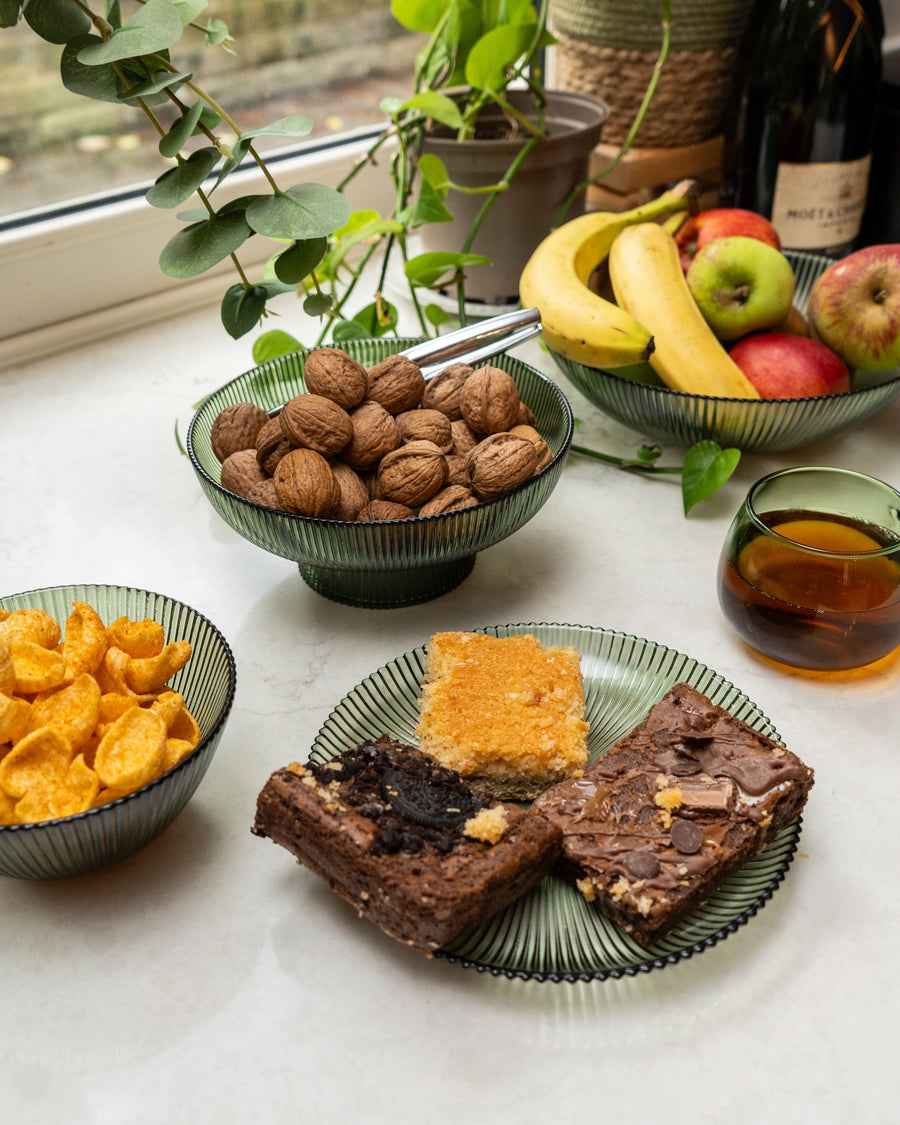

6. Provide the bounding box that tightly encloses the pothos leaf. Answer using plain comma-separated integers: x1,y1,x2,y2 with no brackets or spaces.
352,300,398,337
404,250,491,288
252,329,302,365
412,179,453,227
681,441,741,515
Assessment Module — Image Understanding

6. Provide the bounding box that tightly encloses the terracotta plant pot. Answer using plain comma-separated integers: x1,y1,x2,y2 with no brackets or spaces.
418,88,609,306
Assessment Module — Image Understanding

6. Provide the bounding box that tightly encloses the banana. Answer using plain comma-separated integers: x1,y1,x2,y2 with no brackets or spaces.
608,221,761,399
519,188,694,368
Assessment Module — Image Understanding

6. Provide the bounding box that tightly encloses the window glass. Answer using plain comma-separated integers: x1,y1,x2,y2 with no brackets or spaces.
0,0,418,219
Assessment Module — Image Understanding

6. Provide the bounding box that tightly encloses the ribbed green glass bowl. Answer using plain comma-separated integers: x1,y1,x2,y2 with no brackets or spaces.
551,250,900,452
0,584,236,880
187,339,574,608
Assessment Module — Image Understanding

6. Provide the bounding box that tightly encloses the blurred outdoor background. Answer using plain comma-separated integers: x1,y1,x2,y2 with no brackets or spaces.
0,0,419,218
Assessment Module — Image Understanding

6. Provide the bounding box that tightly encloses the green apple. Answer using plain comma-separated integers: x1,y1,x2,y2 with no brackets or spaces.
685,236,796,341
807,244,900,371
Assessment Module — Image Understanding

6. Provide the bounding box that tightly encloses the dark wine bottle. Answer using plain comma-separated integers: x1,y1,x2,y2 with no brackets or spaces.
729,0,885,257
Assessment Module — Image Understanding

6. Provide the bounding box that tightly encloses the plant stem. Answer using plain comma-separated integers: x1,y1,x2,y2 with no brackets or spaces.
570,443,682,476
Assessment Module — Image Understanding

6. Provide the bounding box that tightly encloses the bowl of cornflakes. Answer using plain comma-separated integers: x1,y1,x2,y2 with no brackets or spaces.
0,583,236,879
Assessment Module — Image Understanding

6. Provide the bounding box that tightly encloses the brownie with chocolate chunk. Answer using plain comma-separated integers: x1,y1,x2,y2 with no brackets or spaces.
252,735,562,953
532,682,814,949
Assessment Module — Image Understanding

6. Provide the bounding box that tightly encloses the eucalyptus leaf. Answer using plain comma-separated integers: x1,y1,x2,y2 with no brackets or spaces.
205,18,229,46
76,0,184,64
0,1,23,30
118,69,191,101
173,0,207,23
221,283,268,340
24,0,89,43
681,441,741,516
145,146,219,208
159,101,204,157
274,238,328,283
61,34,124,103
252,329,302,365
303,293,333,317
246,184,351,240
159,211,251,278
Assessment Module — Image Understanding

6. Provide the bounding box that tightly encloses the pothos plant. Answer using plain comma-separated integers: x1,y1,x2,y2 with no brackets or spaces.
2,0,739,511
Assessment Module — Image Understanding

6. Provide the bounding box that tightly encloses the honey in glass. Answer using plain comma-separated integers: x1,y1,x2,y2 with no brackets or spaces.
718,468,900,671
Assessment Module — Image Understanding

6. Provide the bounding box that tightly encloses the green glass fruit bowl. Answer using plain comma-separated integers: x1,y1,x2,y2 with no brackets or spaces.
0,583,236,880
550,250,900,452
186,339,574,608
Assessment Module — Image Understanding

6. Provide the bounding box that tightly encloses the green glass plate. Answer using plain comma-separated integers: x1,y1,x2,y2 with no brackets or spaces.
552,250,900,452
310,622,803,982
186,340,573,609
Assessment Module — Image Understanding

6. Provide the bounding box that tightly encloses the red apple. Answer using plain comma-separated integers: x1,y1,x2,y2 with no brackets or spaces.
807,244,900,371
675,208,781,272
729,332,850,399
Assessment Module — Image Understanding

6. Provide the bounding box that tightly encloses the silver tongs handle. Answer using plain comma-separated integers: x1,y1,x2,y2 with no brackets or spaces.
402,307,542,377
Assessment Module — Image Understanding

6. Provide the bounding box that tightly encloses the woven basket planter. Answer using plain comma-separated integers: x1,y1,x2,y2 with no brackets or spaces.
550,0,755,146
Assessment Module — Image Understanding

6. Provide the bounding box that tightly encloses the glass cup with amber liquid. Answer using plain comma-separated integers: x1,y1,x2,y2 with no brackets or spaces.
718,467,900,671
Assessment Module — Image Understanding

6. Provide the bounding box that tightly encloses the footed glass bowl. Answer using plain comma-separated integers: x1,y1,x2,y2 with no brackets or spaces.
551,250,900,452
0,583,236,880
187,339,574,608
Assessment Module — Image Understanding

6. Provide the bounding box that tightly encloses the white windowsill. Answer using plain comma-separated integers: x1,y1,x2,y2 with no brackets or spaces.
0,132,394,373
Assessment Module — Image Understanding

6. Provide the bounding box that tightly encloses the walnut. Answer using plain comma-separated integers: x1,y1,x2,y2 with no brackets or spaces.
465,432,538,499
210,402,269,462
418,484,479,516
421,362,474,420
357,499,415,521
273,448,341,517
517,401,537,427
450,418,479,457
342,401,401,470
445,453,468,486
395,408,453,453
245,478,283,511
255,415,293,476
330,461,370,521
279,393,353,459
459,366,521,434
220,449,269,498
509,424,553,471
376,440,448,508
303,347,369,409
365,354,426,414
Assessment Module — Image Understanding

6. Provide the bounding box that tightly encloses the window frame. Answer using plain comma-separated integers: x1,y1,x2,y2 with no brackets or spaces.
0,127,394,370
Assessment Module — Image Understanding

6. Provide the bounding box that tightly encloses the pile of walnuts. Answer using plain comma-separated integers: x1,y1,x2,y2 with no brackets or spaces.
209,347,553,521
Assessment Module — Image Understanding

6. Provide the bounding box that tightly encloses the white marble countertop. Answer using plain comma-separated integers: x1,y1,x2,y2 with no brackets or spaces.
2,297,899,1125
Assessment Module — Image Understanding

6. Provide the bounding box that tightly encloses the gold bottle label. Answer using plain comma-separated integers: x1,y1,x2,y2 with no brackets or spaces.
770,154,872,250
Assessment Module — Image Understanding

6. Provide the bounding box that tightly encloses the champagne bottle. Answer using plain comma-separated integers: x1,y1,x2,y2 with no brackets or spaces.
729,0,885,257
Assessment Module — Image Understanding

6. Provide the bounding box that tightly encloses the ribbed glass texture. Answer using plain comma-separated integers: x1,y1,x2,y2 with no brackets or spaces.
0,584,236,880
553,251,900,452
308,622,801,981
187,341,574,608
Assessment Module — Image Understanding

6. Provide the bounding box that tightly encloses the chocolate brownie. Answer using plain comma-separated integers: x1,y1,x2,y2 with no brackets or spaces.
532,682,814,948
252,735,562,952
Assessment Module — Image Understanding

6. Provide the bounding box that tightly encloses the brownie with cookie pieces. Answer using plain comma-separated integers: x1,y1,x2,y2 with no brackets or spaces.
252,735,562,953
532,682,814,948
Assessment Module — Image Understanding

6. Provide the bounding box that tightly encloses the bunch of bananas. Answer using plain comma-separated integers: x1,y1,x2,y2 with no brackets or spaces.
519,191,760,399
